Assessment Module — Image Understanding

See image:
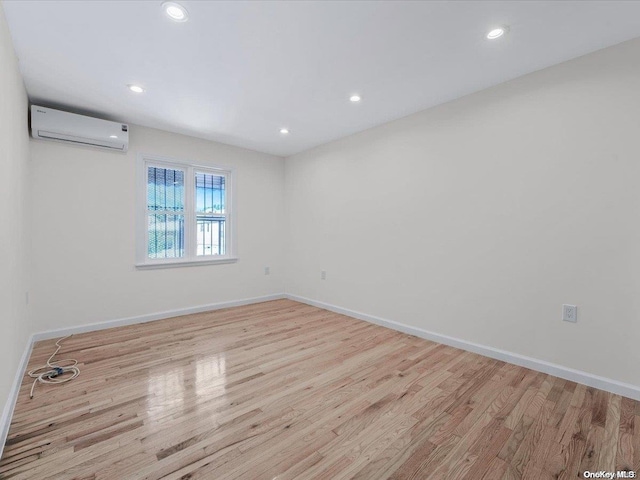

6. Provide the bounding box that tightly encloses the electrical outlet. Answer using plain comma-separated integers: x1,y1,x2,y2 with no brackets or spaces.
562,304,577,323
264,266,270,275
321,270,326,280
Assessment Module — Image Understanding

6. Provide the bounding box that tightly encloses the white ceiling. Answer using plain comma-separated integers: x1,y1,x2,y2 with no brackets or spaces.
4,1,640,157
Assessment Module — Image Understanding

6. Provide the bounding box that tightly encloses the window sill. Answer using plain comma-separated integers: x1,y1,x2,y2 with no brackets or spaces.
135,257,238,270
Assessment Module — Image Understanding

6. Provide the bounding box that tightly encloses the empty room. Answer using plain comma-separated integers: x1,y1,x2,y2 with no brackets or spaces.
1,0,639,478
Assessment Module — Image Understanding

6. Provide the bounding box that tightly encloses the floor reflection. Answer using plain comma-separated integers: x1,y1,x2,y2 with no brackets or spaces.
147,367,185,420
195,353,227,397
146,353,227,421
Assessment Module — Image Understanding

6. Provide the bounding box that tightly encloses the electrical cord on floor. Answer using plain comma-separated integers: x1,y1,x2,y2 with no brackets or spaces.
28,335,80,399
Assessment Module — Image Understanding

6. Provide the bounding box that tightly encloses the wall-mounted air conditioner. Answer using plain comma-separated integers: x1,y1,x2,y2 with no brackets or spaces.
31,105,129,152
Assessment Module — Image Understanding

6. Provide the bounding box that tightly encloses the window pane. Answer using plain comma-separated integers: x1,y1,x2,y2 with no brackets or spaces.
147,167,184,211
148,214,185,259
196,173,225,213
196,216,225,256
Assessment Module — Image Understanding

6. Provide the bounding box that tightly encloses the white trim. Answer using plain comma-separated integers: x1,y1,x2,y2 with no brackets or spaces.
3,292,638,461
135,153,237,268
285,294,640,401
32,294,284,341
0,336,34,459
135,256,238,269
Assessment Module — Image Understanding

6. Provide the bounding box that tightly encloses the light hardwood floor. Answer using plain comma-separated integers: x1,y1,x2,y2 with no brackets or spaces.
1,299,638,479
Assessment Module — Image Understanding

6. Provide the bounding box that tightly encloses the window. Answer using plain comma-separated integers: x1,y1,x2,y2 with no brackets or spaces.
136,155,235,268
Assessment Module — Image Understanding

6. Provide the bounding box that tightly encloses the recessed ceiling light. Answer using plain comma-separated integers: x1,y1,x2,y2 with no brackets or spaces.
128,84,145,93
350,95,361,102
109,135,118,139
162,2,189,22
280,128,289,134
486,26,508,40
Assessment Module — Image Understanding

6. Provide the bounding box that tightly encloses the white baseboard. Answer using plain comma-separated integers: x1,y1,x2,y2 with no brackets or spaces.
286,294,640,401
3,291,638,461
0,336,34,459
0,293,285,459
32,294,285,341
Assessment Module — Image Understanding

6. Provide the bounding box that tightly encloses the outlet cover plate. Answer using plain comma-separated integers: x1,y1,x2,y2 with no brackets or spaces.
562,304,577,323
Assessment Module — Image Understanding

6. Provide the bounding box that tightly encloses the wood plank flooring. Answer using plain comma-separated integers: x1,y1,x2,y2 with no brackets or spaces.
1,299,637,479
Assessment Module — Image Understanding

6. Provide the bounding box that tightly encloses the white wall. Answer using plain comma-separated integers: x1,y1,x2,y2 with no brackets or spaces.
6,8,640,408
30,127,285,332
285,38,640,387
0,4,30,416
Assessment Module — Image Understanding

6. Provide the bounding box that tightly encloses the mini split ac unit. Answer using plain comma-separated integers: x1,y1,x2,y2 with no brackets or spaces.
31,105,129,152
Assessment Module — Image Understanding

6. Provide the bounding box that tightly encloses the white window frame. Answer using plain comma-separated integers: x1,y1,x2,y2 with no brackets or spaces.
135,154,237,269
